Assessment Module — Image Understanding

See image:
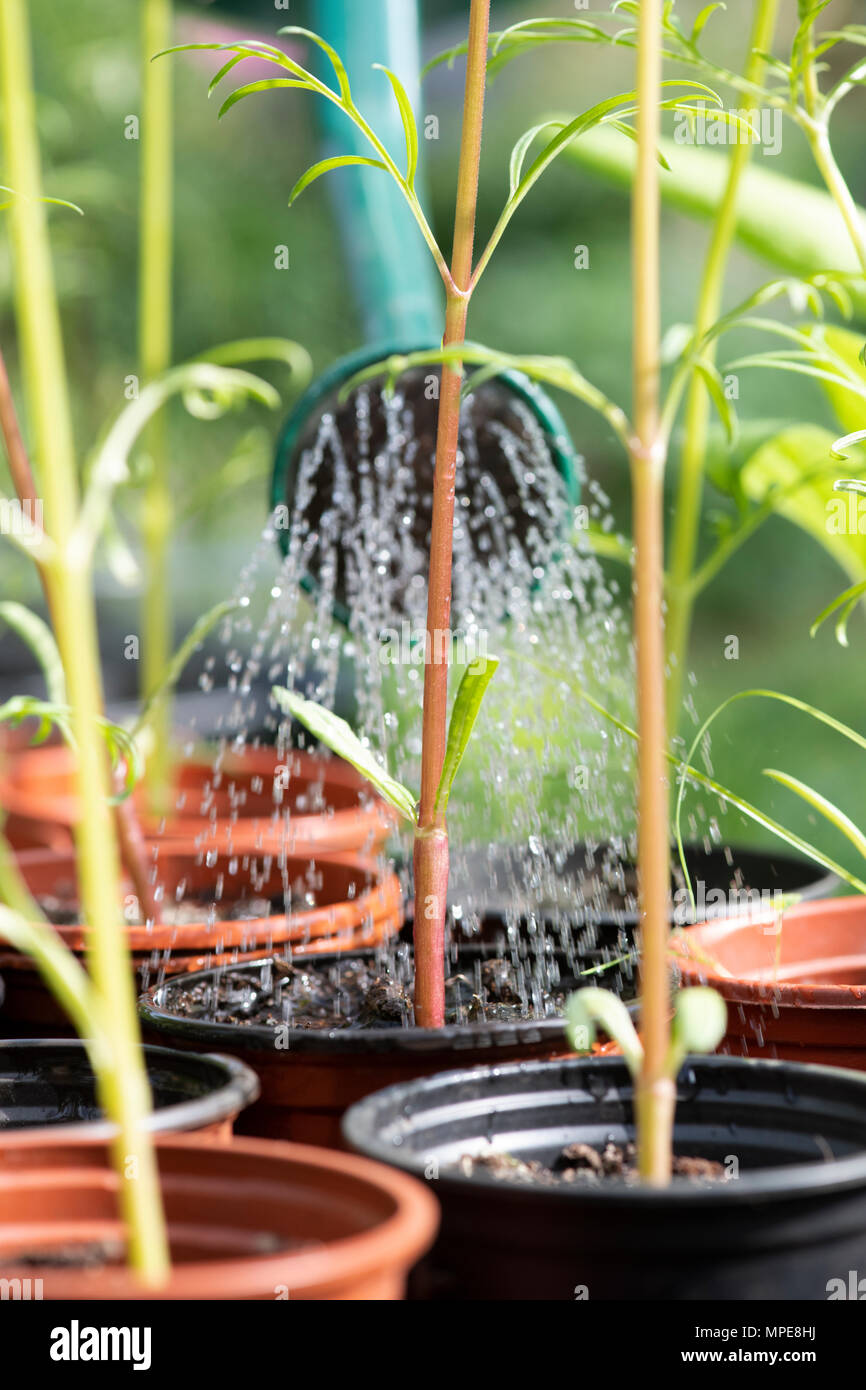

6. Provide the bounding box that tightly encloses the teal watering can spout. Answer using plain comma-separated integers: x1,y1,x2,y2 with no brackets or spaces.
309,0,442,347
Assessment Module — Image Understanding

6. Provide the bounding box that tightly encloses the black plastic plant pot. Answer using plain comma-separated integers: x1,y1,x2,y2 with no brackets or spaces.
447,842,838,934
342,1054,866,1301
0,1040,260,1144
138,948,600,1148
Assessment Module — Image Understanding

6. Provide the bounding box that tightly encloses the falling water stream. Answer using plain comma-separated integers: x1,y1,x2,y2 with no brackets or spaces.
144,372,716,1015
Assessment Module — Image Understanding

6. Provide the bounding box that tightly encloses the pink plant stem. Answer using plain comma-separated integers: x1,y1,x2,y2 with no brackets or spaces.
413,0,490,1028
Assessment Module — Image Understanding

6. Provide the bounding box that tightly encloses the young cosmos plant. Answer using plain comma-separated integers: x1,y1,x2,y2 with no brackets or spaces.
567,984,727,1129
164,3,742,1031
436,0,866,737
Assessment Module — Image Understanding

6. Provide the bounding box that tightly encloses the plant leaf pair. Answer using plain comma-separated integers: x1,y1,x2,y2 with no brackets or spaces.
566,986,726,1082
272,655,499,827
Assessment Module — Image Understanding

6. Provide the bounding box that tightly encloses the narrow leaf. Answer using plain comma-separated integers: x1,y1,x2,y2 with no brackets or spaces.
605,119,672,169
675,688,866,907
691,3,726,44
810,578,866,645
0,603,66,703
692,358,738,443
502,82,721,229
272,686,417,822
373,64,418,188
763,768,866,863
288,154,389,207
208,52,249,96
218,79,315,121
277,25,352,104
509,121,565,197
434,656,499,817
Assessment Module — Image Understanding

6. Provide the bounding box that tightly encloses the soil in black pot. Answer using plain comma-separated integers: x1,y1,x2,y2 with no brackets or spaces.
457,1141,726,1186
156,948,588,1032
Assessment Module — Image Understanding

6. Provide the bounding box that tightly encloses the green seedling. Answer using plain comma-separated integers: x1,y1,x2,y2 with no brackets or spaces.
567,983,726,1182
567,985,727,1083
273,655,498,1025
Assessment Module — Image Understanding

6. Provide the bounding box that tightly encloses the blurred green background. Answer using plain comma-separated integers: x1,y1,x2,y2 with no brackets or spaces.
1,0,865,873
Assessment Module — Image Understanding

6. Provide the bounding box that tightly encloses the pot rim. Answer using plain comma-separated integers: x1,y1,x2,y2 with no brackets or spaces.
0,1132,440,1298
445,840,839,925
7,847,403,952
674,893,866,1006
342,1053,866,1205
0,742,396,842
0,1039,260,1144
138,952,576,1055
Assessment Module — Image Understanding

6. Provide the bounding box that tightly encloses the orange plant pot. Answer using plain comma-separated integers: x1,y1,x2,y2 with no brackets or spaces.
0,847,403,1032
0,1133,439,1300
0,743,396,857
674,894,866,1069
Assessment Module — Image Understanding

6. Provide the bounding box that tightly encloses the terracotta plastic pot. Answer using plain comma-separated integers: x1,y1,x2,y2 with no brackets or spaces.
673,895,866,1068
0,1132,439,1299
0,743,395,856
0,1040,259,1145
0,848,402,1033
344,1054,866,1300
140,949,588,1148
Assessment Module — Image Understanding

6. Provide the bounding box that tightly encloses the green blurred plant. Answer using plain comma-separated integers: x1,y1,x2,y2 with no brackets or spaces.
433,1,866,734
0,0,168,1284
0,2,307,1283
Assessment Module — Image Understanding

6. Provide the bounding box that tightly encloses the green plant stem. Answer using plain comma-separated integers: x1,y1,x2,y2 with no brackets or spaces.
630,0,671,1187
413,0,489,1029
0,0,168,1283
0,349,157,922
665,0,779,733
139,0,174,814
806,126,866,276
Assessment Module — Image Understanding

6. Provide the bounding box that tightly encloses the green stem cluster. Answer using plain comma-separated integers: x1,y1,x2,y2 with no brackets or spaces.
665,0,780,732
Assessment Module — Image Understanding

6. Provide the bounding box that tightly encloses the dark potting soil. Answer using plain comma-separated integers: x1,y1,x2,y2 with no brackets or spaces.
162,952,571,1030
3,1229,297,1270
457,1141,726,1187
5,1240,127,1269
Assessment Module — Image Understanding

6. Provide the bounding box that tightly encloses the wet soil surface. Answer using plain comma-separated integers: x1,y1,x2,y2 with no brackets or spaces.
458,1141,726,1186
160,952,575,1030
